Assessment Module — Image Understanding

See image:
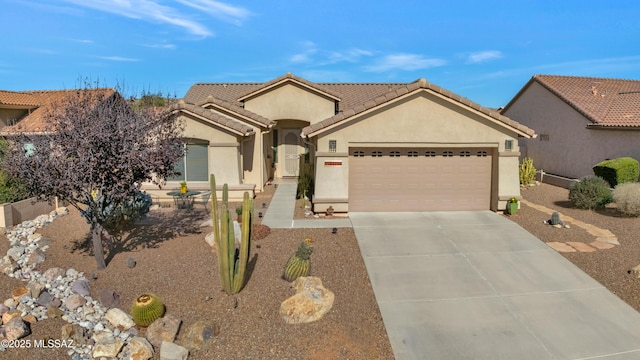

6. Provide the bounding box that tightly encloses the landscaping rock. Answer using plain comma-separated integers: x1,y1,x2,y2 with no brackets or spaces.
129,336,154,360
11,286,29,302
99,288,120,308
280,276,335,324
36,291,55,307
61,323,89,345
47,305,64,319
43,267,66,282
0,304,9,317
71,279,90,296
0,256,19,275
105,308,135,330
92,338,125,358
180,320,218,351
127,257,137,268
160,341,189,360
6,246,25,262
64,294,86,311
4,317,30,340
200,219,212,227
27,248,46,266
2,309,22,325
147,314,182,347
204,232,215,247
22,314,37,325
27,282,45,298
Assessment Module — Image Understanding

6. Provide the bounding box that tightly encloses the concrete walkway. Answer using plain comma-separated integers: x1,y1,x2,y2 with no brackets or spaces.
261,181,352,229
350,211,640,360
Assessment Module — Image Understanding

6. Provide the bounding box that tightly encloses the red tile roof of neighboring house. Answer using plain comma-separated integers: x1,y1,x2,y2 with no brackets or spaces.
0,89,116,134
505,75,640,128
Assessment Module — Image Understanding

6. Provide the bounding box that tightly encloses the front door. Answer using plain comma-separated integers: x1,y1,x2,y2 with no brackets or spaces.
282,129,301,177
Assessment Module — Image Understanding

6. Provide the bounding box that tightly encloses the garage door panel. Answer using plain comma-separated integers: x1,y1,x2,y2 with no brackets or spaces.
349,148,492,211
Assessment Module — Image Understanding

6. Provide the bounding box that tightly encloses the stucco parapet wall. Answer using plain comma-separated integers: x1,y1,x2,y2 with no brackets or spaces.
498,151,521,157
195,95,274,128
236,72,342,102
174,101,255,136
302,78,536,138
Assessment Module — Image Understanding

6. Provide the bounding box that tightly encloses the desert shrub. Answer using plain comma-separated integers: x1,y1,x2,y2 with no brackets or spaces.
593,157,639,188
613,182,640,216
519,157,536,186
83,190,152,232
568,176,613,210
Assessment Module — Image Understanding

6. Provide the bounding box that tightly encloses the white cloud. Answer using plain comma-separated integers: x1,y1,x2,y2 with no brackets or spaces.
98,56,141,62
365,53,446,72
176,0,251,25
467,50,503,64
327,48,373,63
61,0,214,37
143,43,177,49
289,43,373,66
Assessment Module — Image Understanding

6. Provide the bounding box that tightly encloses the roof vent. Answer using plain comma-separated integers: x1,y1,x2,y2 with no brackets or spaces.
591,85,598,96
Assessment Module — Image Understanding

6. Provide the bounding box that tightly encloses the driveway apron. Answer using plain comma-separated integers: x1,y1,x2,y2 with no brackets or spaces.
350,211,640,360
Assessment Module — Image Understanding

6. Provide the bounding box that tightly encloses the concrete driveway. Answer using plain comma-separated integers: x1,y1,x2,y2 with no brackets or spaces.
350,211,640,360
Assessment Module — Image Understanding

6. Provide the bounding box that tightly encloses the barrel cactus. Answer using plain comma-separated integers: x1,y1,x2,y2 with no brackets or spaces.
284,238,314,282
131,293,165,327
550,212,563,226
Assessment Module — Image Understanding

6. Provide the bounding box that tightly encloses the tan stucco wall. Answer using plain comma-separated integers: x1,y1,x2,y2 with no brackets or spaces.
313,92,522,211
244,83,335,124
504,82,640,179
0,109,27,128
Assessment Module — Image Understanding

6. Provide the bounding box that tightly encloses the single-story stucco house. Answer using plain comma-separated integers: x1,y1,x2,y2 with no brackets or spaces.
161,73,535,213
502,75,640,181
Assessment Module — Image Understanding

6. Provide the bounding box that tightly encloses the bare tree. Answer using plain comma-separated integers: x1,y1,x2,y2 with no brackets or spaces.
1,86,184,269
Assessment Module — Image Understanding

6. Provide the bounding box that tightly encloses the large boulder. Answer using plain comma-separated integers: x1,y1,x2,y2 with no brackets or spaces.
279,276,334,324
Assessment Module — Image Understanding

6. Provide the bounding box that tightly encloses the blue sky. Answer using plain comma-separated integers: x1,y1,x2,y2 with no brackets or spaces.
3,1,640,108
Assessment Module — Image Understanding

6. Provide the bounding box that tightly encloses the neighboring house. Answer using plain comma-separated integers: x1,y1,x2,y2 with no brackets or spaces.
167,73,535,212
0,88,117,134
502,75,640,180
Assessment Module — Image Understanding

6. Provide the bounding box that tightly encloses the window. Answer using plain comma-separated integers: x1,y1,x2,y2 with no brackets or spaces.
329,140,337,153
353,151,365,157
505,140,513,151
168,142,209,181
408,151,418,157
390,151,400,157
372,151,382,157
443,151,453,157
460,151,471,157
425,151,436,157
539,134,550,141
477,151,487,157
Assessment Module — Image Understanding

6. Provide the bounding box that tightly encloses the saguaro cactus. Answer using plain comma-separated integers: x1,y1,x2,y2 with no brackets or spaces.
210,174,253,295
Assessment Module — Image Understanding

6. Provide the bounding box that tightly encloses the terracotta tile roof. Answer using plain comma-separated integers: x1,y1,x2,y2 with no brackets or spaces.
174,101,255,136
195,96,274,128
237,72,342,102
508,75,640,128
1,89,116,134
184,74,534,138
302,78,536,137
0,91,41,107
184,77,406,113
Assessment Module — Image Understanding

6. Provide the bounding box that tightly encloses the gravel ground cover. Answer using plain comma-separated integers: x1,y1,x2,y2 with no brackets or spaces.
507,183,640,312
0,184,393,360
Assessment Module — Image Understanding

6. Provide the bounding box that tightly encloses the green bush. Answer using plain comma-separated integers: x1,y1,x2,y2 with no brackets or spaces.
593,157,639,188
568,176,613,210
519,157,536,186
613,182,640,216
0,170,28,204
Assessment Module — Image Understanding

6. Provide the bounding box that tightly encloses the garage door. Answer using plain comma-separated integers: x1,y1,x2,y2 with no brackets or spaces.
349,148,492,211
